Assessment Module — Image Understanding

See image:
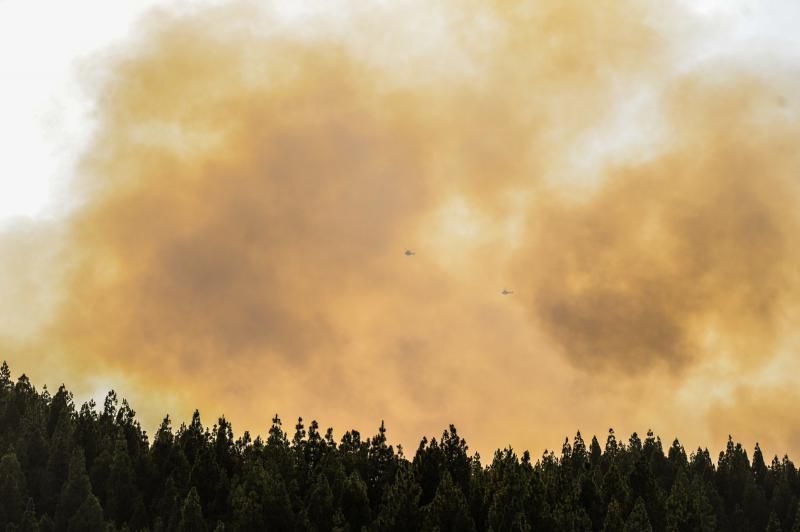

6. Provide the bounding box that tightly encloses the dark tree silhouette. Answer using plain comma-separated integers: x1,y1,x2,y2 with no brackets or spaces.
0,361,799,532
625,497,653,532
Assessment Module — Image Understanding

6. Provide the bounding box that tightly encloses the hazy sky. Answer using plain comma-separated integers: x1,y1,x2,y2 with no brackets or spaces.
2,0,800,459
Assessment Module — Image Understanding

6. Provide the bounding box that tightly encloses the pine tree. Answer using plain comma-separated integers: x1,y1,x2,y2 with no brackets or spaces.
578,471,604,530
230,482,264,531
665,468,689,532
602,462,630,511
88,444,112,511
262,471,294,531
55,450,94,531
628,433,643,457
156,476,181,532
605,429,619,459
590,436,602,470
440,425,471,497
105,436,139,525
486,448,531,532
374,466,422,531
602,499,625,532
624,497,653,532
66,494,105,532
561,436,573,465
668,439,688,471
422,470,475,532
572,431,588,472
753,443,768,487
413,436,444,506
267,415,288,447
0,361,12,389
230,459,294,531
178,487,207,532
46,409,76,515
791,504,800,532
190,442,227,524
305,473,334,531
0,452,28,528
341,471,372,531
367,421,397,509
688,477,716,532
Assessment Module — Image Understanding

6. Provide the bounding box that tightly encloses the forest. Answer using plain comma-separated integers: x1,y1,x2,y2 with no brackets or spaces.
0,361,798,532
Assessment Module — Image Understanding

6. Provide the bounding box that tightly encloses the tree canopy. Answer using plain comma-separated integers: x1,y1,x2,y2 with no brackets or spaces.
0,361,797,531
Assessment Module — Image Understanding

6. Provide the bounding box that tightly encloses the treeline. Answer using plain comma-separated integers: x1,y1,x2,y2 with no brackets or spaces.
0,362,798,532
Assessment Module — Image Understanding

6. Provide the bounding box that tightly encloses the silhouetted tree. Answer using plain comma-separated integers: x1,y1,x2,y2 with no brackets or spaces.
305,473,334,531
791,504,800,532
624,497,653,532
340,471,371,530
1,452,28,528
66,494,104,532
374,466,422,531
55,450,93,531
602,499,624,532
178,487,207,532
422,471,475,532
485,448,531,532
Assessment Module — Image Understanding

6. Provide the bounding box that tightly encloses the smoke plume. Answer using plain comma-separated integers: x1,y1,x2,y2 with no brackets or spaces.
1,0,799,456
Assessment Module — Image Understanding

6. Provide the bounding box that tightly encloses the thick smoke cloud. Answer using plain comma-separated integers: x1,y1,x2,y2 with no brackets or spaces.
518,74,800,373
2,0,800,455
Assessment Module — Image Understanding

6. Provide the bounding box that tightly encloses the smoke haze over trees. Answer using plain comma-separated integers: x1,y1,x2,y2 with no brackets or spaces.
3,0,800,460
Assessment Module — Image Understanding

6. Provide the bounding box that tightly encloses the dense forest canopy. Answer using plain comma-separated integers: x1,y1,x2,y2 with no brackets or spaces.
0,361,798,532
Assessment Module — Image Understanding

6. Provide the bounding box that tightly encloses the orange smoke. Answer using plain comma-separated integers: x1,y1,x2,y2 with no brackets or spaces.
1,1,799,457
